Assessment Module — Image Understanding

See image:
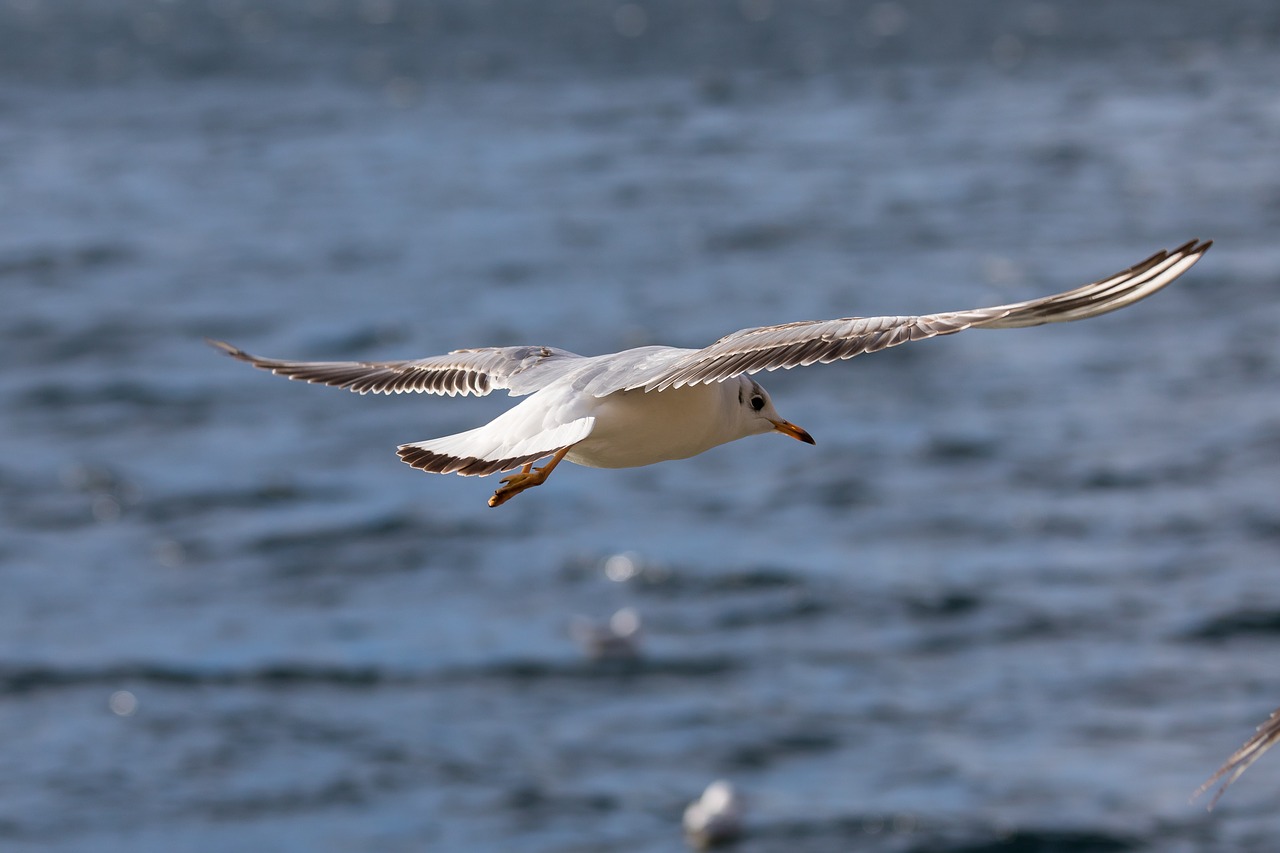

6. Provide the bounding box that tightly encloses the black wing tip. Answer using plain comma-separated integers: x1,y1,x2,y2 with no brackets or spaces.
207,337,272,365
206,337,278,370
1173,237,1212,259
205,337,244,358
1128,238,1210,277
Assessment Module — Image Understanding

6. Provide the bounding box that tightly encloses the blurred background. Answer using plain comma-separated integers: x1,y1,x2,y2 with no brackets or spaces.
2,1,1279,850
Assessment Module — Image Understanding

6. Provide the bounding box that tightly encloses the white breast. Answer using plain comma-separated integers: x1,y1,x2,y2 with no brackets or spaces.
566,383,741,469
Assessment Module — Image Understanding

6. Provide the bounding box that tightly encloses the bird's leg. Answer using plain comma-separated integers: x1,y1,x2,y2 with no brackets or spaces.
488,446,572,508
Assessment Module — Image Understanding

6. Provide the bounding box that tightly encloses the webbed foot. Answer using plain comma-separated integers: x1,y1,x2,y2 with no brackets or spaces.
487,447,571,507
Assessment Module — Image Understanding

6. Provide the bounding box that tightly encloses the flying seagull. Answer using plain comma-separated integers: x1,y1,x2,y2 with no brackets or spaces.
210,239,1210,507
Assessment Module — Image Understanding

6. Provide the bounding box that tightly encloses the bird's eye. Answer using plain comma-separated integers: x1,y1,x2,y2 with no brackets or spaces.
750,395,765,411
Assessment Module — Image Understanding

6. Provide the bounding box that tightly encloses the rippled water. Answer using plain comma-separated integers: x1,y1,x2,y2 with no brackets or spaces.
3,2,1280,851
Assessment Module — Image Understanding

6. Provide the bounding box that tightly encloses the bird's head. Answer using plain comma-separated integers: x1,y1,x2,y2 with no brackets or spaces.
732,377,815,445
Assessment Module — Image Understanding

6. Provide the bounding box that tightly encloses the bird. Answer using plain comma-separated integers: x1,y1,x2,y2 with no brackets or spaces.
209,239,1210,508
1195,705,1280,809
682,779,745,849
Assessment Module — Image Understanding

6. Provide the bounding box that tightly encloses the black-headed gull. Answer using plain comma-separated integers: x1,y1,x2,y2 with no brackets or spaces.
211,240,1210,507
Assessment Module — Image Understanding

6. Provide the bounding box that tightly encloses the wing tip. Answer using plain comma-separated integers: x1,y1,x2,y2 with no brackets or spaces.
206,337,292,374
206,337,252,361
1177,237,1212,257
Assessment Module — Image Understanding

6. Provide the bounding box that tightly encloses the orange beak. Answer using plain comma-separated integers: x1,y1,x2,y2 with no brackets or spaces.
771,419,816,445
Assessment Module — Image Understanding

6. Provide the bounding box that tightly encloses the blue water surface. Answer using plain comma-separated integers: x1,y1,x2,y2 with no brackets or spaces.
2,2,1279,851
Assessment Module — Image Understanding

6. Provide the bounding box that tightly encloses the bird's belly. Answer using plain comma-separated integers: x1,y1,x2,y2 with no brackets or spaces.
565,385,732,469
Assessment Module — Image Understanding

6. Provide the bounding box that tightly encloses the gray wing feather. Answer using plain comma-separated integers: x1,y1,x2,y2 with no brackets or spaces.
623,239,1211,392
207,339,583,397
571,346,697,398
1195,705,1280,810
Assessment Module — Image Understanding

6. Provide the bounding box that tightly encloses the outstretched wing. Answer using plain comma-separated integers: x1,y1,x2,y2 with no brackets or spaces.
207,339,583,397
622,239,1211,393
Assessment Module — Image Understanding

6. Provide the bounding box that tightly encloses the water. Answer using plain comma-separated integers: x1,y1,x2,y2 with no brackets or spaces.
3,2,1280,850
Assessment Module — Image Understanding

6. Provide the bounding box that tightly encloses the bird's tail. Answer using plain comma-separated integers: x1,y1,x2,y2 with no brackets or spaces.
396,417,594,476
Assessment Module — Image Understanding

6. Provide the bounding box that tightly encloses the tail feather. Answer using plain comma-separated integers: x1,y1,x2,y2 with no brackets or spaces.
397,417,594,477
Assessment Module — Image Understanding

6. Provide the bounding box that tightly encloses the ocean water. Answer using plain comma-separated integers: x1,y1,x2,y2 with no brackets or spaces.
2,2,1279,850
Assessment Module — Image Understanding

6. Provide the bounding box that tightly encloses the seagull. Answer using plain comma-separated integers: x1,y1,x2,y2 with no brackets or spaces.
1195,705,1280,809
210,239,1210,507
683,779,745,849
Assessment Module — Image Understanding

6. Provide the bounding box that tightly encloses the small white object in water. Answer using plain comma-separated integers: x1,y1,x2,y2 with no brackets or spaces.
209,240,1209,507
108,690,138,717
603,551,642,582
570,607,642,660
683,779,744,849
